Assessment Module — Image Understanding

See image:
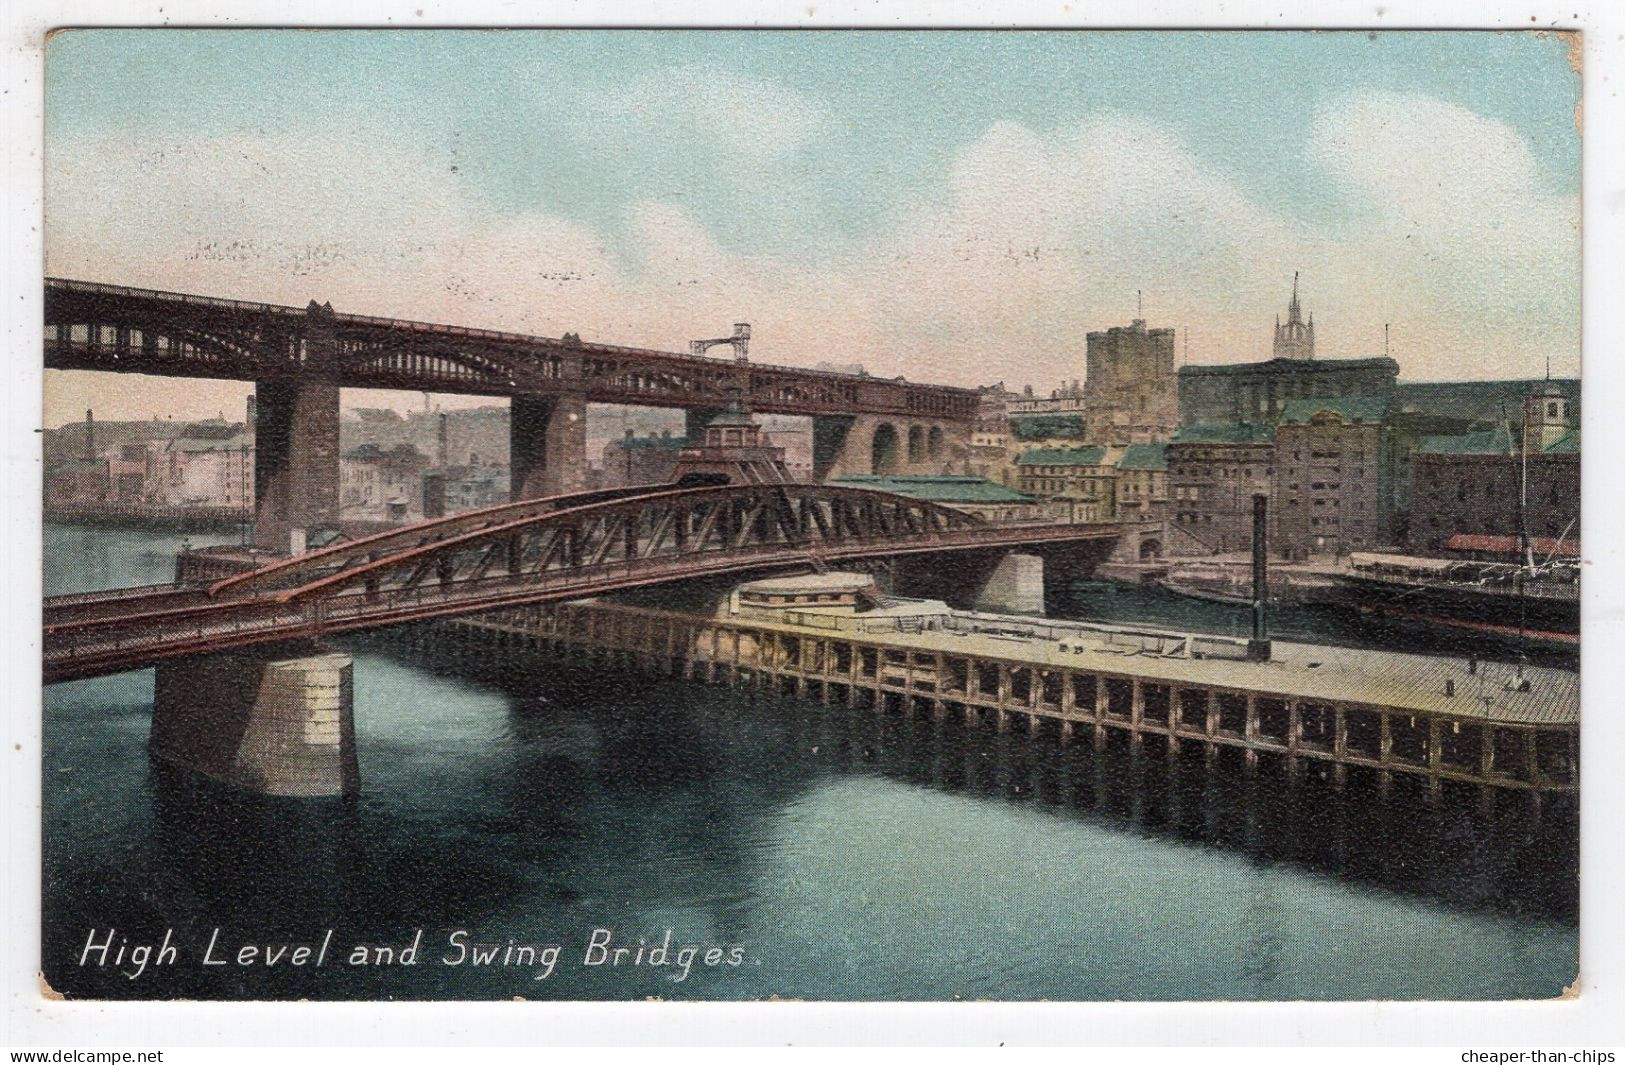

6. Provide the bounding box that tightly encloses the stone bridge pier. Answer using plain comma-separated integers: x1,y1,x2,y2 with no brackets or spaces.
889,537,1120,616
511,393,589,501
253,379,342,552
151,645,358,798
252,300,345,552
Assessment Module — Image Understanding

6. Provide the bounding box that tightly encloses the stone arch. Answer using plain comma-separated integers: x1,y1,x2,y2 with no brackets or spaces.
907,425,926,464
1139,538,1163,561
872,423,901,474
926,425,945,462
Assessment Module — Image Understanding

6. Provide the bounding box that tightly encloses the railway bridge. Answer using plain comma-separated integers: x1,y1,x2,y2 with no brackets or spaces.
45,482,1143,797
46,278,983,550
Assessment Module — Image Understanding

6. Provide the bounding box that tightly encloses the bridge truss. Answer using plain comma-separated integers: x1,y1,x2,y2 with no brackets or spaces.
44,278,979,420
44,483,1125,682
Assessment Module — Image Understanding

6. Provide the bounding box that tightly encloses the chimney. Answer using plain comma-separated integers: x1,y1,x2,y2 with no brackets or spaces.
83,409,95,461
245,395,256,435
1248,493,1272,662
437,411,449,469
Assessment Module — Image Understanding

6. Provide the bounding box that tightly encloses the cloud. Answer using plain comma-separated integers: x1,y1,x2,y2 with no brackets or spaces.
44,86,1580,427
1305,90,1579,375
608,65,832,162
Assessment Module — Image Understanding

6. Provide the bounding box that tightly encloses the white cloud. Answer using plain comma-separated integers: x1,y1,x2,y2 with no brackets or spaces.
44,88,1580,427
609,65,832,162
1304,90,1579,377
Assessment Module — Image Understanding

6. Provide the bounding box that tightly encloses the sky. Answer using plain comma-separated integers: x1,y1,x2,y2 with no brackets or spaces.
42,29,1581,427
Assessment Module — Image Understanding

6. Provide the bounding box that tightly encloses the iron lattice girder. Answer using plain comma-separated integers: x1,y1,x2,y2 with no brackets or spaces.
206,483,671,600
44,508,1137,683
44,278,980,419
249,483,986,604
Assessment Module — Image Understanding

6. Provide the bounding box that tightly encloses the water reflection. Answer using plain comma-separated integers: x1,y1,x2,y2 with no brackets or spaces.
400,631,1578,927
41,525,1577,1001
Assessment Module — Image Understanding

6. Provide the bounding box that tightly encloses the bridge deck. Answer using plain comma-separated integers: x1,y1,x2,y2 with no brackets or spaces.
45,277,981,418
45,503,1130,683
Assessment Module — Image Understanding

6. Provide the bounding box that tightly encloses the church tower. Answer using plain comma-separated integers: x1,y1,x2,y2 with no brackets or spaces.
1272,272,1315,361
1523,382,1573,454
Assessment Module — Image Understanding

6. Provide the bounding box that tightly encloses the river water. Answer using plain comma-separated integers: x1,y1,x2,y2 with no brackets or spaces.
42,523,1578,1001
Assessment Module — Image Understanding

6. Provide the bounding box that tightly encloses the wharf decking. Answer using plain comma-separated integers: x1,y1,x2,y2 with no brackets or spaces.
436,600,1578,798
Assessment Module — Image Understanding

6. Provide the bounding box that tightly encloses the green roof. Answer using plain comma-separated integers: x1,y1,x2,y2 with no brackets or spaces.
614,434,689,451
831,474,1036,504
1171,421,1276,445
1276,396,1391,426
1418,425,1515,456
1116,443,1168,471
1016,445,1109,466
1544,428,1579,454
1010,414,1086,440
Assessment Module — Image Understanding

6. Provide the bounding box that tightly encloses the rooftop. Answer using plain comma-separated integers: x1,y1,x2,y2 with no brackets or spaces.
832,474,1036,504
1276,395,1392,426
1116,442,1168,471
1010,414,1086,440
1170,421,1277,446
1016,445,1110,467
740,572,877,595
1444,533,1580,557
1543,428,1580,454
611,433,689,451
1418,426,1516,457
1178,356,1400,378
169,433,251,453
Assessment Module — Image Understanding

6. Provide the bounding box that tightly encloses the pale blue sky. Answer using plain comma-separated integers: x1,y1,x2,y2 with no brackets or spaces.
42,30,1582,423
46,30,1578,261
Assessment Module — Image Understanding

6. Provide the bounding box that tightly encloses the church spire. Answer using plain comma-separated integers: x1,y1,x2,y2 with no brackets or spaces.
1272,272,1314,361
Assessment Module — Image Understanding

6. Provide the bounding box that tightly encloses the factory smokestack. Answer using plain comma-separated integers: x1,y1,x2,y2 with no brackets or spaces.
83,409,95,462
1248,493,1271,662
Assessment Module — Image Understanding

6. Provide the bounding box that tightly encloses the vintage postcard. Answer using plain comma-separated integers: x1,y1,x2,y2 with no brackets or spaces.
35,26,1582,1008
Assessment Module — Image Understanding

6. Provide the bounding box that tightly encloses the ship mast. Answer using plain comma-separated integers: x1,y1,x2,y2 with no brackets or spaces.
1517,399,1531,661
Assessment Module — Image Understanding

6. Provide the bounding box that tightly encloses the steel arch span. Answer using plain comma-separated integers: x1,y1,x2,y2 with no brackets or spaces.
44,483,1128,682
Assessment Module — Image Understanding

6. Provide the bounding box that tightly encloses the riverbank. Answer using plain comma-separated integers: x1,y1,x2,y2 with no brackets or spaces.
46,504,252,533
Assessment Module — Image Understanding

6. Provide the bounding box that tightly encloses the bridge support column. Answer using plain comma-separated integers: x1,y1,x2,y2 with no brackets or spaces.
971,552,1046,616
511,393,587,500
811,415,855,481
253,379,341,552
151,647,358,798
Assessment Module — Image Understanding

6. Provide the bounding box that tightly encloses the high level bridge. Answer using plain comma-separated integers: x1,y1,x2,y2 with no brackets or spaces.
46,278,982,549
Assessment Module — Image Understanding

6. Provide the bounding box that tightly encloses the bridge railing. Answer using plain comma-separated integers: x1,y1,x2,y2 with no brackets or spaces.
47,277,307,319
44,519,1116,672
45,581,191,608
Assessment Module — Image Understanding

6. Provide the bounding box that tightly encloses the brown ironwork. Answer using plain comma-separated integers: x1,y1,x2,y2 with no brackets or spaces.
42,482,1126,683
44,278,979,420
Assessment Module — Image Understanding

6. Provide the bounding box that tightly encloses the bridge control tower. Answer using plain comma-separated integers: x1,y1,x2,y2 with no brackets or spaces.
672,388,791,485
